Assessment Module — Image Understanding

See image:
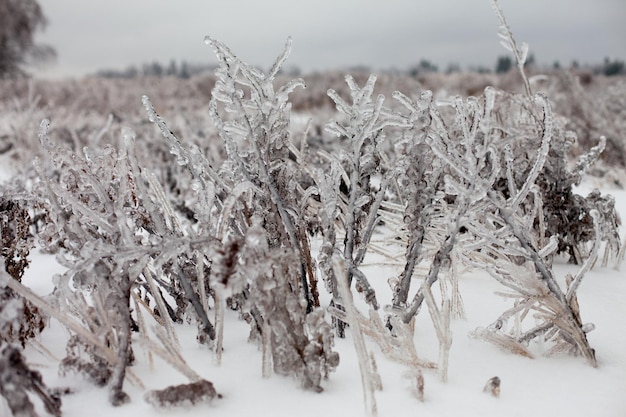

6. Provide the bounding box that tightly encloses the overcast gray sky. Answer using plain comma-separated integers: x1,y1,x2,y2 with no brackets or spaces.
31,0,626,78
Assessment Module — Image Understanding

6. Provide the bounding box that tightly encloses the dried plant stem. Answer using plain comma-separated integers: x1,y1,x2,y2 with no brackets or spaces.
214,291,225,365
262,319,272,379
177,266,216,341
5,277,116,364
142,265,180,348
422,284,452,382
139,327,202,383
402,211,466,324
414,370,425,402
132,292,154,369
108,282,132,406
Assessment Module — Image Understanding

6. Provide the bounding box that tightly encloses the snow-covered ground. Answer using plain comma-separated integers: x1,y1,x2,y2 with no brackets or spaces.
7,178,625,417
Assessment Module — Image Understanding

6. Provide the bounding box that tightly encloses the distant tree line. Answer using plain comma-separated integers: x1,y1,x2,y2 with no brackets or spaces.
95,59,216,79
93,54,626,80
476,54,624,76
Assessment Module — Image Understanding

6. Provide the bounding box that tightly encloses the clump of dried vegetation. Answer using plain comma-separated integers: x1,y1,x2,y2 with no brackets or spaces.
0,1,624,416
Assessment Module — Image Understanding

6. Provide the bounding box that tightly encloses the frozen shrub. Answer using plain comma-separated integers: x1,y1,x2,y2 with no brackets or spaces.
34,127,140,405
204,36,318,311
324,31,617,384
34,120,222,404
142,37,339,391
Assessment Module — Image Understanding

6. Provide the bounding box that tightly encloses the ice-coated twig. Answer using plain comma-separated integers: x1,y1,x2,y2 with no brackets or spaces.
5,277,117,365
571,136,606,186
332,256,380,417
142,95,225,192
471,327,535,358
177,266,216,342
402,199,468,323
138,325,202,383
142,264,180,348
491,0,533,99
216,181,260,240
213,289,225,365
509,93,552,209
422,283,452,382
261,318,272,379
354,170,397,266
565,210,601,302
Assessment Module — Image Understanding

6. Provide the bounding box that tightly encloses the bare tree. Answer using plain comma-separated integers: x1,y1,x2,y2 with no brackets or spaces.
0,0,55,78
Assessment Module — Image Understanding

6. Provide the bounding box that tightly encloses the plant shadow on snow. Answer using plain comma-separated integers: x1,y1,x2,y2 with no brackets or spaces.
1,1,626,416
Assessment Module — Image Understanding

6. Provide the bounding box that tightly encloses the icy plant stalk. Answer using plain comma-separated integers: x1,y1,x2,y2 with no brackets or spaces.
390,89,441,311
333,256,381,417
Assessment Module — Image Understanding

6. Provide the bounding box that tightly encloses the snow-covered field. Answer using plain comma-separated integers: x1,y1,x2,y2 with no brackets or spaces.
6,172,623,417
1,45,625,416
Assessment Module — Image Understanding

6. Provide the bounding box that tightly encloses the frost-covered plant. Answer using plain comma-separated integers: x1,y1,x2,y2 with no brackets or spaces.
203,38,340,390
325,55,616,385
419,88,600,365
317,74,412,342
33,120,222,405
141,37,339,392
204,37,319,311
34,124,144,405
